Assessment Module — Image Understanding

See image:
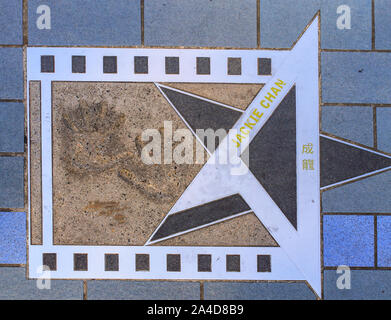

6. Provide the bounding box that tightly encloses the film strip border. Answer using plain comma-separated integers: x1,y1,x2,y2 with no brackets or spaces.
28,246,304,280
27,47,289,83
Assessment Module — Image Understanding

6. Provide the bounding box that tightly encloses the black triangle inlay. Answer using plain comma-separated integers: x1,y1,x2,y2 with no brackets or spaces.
160,86,242,152
320,136,391,187
150,194,251,242
242,87,297,229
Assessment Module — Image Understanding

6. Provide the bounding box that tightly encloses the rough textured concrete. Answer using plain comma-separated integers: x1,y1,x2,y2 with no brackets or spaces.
156,213,278,247
50,82,206,245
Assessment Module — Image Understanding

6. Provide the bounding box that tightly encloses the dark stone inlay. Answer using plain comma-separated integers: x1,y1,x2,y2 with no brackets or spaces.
74,253,88,271
196,57,210,75
72,56,86,73
227,57,241,75
41,55,54,73
160,86,241,152
257,255,271,272
134,56,148,74
258,58,272,75
320,136,391,187
167,254,181,272
42,253,57,271
243,86,297,229
165,56,179,74
226,255,240,272
151,194,251,242
103,56,117,74
198,254,212,272
105,254,119,271
135,254,150,271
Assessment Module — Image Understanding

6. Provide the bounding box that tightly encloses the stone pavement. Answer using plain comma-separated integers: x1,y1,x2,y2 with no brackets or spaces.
0,0,390,300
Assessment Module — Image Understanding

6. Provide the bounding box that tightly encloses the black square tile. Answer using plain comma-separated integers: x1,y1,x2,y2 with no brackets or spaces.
134,56,148,74
103,56,117,74
258,58,272,75
72,56,86,73
196,57,210,75
74,253,88,271
105,253,119,271
227,57,241,75
165,57,179,74
167,254,181,272
198,254,212,272
226,254,240,272
135,254,150,271
41,55,54,73
257,255,271,272
42,253,57,271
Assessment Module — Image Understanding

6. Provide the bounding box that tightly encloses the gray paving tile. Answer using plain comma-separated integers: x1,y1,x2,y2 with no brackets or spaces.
260,0,320,48
324,270,391,299
28,0,141,46
322,170,391,213
375,0,391,50
0,267,83,300
321,106,373,147
0,0,23,45
0,212,26,264
0,48,23,99
87,280,200,300
204,282,316,300
145,0,257,47
377,216,391,267
321,0,371,50
322,52,391,104
0,157,24,208
323,215,374,267
377,107,391,154
0,102,24,153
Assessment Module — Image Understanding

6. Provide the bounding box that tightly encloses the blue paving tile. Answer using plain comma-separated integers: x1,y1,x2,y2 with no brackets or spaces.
0,0,23,45
322,52,391,104
0,212,25,264
260,0,320,48
377,108,391,154
0,48,24,99
321,106,373,147
375,0,391,50
322,170,391,213
28,0,141,46
0,103,24,153
324,270,391,299
323,215,374,267
145,0,257,48
321,0,371,50
87,281,200,300
377,216,391,267
204,282,316,300
0,267,83,300
0,157,24,208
